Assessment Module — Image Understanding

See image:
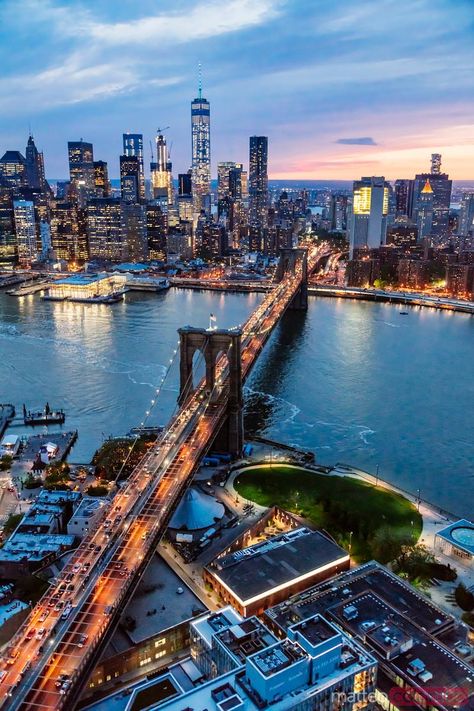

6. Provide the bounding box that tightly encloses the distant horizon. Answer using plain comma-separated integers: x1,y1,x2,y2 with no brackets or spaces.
47,177,474,187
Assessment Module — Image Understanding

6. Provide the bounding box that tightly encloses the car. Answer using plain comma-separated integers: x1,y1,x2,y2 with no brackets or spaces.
60,679,72,694
65,572,74,581
67,584,75,591
176,587,184,595
54,601,64,611
61,605,72,620
26,628,35,640
58,583,66,593
38,610,49,623
77,633,88,648
55,673,69,688
36,628,46,640
95,545,102,552
20,661,31,677
82,562,91,570
6,650,19,665
114,505,122,512
88,542,95,550
72,563,81,573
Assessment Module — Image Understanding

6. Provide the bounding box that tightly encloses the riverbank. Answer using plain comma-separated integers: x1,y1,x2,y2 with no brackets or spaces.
309,284,474,314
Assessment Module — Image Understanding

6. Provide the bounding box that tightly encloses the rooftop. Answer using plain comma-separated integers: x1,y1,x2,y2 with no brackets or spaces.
214,617,278,665
55,272,112,286
249,640,307,677
0,532,75,562
290,615,339,648
266,561,452,638
72,497,105,519
437,519,474,555
119,554,207,646
266,565,474,711
208,527,348,605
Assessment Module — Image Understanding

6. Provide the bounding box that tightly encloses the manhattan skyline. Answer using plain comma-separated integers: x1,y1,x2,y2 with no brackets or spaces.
0,0,473,180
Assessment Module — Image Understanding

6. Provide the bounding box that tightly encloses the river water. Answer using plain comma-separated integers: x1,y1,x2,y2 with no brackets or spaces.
0,290,472,517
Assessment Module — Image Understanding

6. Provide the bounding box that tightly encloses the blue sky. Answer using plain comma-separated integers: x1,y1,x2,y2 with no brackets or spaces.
1,0,473,179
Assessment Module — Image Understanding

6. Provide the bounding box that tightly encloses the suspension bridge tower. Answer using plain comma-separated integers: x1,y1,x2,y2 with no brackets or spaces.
178,326,243,456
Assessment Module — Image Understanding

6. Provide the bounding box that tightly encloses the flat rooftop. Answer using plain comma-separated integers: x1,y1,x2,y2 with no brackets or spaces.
209,527,348,604
72,497,105,519
266,561,453,638
250,640,307,677
324,590,474,710
214,617,277,665
55,273,111,285
291,615,339,647
120,554,207,645
0,532,75,562
437,519,474,555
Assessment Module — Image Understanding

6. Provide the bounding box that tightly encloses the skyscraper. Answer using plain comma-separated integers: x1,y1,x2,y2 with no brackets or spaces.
413,154,452,241
120,155,140,204
86,197,123,262
431,153,442,174
249,136,268,251
0,151,27,189
50,201,88,262
191,83,211,214
150,133,173,204
25,136,47,192
93,161,110,197
348,176,389,257
123,133,145,201
0,187,16,268
416,179,434,241
394,179,412,218
13,200,38,266
458,192,474,236
68,140,94,204
121,203,148,262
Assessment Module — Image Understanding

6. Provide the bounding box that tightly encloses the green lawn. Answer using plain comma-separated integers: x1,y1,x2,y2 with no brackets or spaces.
234,465,422,563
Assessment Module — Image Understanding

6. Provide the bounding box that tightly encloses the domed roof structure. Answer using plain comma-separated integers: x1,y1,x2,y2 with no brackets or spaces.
169,488,225,531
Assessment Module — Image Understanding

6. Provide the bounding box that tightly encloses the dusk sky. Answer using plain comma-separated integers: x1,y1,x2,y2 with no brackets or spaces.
1,0,473,181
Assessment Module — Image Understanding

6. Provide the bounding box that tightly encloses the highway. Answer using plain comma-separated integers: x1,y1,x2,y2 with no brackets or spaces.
0,245,321,710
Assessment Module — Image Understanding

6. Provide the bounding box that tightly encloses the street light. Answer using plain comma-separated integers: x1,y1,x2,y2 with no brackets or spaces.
375,463,379,487
349,531,353,556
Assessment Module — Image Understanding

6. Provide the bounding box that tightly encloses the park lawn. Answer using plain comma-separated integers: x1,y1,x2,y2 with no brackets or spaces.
234,465,422,563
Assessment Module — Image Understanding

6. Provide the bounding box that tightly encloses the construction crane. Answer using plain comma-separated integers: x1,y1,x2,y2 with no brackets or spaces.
156,125,170,135
149,140,154,162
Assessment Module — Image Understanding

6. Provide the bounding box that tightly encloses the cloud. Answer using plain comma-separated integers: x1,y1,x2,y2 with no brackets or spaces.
336,137,377,146
88,0,281,45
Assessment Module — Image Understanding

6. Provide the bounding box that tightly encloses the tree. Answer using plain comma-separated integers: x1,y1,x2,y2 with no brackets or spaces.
2,513,23,536
370,526,415,564
0,455,13,471
455,583,474,612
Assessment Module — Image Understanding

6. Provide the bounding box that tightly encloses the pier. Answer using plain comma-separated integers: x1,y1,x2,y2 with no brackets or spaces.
0,405,15,438
23,404,65,426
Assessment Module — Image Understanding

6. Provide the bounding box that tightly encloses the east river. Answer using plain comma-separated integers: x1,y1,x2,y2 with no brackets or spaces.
0,289,472,517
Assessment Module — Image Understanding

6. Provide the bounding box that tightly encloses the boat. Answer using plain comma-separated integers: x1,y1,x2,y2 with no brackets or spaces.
23,403,65,426
399,311,409,315
69,290,126,304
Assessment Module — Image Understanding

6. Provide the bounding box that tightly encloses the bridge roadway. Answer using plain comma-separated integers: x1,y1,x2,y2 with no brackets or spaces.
0,245,321,710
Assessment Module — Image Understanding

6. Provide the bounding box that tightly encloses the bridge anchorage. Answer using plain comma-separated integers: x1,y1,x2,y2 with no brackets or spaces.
275,247,308,310
178,326,243,456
